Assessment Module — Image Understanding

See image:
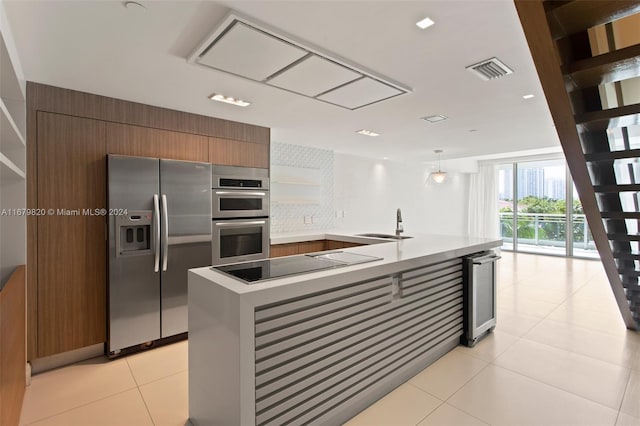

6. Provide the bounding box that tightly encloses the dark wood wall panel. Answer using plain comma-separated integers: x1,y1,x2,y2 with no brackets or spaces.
26,83,270,360
36,112,107,357
0,265,26,426
26,86,38,360
28,82,270,144
210,137,270,168
106,122,209,162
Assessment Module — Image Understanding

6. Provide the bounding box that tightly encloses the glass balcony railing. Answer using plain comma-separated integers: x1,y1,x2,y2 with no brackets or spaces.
499,212,598,257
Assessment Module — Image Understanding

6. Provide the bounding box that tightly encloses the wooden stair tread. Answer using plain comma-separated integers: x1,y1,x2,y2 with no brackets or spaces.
547,1,640,40
575,103,640,131
594,183,640,192
612,251,640,259
609,233,640,241
563,43,640,89
515,0,640,330
585,149,640,162
618,269,640,277
601,211,640,219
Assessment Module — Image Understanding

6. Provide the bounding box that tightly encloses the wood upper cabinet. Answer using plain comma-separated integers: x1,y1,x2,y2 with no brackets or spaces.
27,84,271,360
36,112,107,357
209,137,269,168
107,122,209,162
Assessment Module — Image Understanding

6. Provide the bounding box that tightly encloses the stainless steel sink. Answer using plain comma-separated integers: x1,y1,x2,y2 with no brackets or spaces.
356,233,413,240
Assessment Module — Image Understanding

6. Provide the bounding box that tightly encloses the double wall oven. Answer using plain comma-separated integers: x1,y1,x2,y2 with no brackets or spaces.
211,165,270,265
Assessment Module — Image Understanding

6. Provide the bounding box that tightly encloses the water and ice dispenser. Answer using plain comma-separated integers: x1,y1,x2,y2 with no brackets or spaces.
115,211,153,256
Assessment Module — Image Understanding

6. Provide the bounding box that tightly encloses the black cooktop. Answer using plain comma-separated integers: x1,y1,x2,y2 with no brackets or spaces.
213,252,382,284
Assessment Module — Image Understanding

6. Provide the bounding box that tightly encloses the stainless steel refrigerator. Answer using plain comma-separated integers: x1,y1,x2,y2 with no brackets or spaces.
107,155,212,356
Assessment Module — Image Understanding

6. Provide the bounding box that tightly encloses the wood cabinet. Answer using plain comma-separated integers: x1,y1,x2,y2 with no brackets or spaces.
210,137,269,168
0,266,26,426
27,84,270,361
36,112,107,357
107,122,209,162
270,240,365,257
270,243,300,258
298,241,326,253
326,240,364,249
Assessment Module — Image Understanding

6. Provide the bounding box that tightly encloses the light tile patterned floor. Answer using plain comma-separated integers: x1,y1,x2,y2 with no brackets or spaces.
20,252,640,426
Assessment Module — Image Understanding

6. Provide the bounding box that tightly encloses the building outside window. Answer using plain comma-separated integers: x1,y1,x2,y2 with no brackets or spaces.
498,157,598,259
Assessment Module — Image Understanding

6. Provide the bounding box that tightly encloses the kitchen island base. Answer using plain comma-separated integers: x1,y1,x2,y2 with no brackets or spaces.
189,253,482,425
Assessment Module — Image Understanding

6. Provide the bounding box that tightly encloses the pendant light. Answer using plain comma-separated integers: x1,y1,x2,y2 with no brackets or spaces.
429,149,447,183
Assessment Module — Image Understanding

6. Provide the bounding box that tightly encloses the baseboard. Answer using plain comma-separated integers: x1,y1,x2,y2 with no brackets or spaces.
30,343,104,374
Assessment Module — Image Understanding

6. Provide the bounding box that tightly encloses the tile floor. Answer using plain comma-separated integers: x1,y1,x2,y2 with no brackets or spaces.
19,252,640,426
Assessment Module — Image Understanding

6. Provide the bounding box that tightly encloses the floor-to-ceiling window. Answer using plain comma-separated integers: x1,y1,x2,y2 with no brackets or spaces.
498,156,598,258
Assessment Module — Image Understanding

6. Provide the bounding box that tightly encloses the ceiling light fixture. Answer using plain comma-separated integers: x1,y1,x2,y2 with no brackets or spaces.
428,150,447,184
522,94,535,99
356,129,380,137
209,93,251,107
422,115,448,123
416,17,435,29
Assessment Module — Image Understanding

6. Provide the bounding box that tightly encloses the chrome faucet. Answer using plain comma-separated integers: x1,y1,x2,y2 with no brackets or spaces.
396,208,404,236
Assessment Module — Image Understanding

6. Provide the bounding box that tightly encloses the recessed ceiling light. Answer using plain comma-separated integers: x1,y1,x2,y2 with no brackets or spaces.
422,115,448,123
416,17,435,29
356,129,380,137
469,129,478,132
209,93,251,107
523,94,535,99
383,157,389,160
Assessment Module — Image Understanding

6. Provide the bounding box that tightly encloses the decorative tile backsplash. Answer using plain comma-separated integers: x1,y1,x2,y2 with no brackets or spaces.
270,142,334,233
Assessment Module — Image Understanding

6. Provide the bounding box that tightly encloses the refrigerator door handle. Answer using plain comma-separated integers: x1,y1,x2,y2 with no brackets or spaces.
161,194,169,272
153,194,160,273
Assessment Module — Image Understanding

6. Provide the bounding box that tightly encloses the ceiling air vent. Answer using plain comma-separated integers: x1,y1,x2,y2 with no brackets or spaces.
466,57,513,81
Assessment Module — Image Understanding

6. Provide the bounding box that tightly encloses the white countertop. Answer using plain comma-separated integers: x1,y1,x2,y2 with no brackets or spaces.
190,231,501,300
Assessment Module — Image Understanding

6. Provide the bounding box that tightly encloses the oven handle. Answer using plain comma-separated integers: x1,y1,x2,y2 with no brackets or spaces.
214,191,266,196
215,220,267,226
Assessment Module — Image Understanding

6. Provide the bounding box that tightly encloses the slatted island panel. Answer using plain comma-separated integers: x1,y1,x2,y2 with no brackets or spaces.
187,233,500,426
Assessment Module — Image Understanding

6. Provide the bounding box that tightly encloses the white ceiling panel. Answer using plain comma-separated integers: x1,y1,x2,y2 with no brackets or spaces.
197,21,307,81
317,77,403,109
267,55,361,97
2,1,560,161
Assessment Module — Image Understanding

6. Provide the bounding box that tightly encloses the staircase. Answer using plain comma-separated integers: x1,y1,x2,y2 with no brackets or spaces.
514,0,640,329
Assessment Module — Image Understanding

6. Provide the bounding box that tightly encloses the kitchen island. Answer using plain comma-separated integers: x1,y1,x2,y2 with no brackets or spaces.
188,233,501,426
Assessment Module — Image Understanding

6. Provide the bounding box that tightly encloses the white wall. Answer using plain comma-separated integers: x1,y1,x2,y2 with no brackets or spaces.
333,153,470,237
269,143,472,236
270,142,335,233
